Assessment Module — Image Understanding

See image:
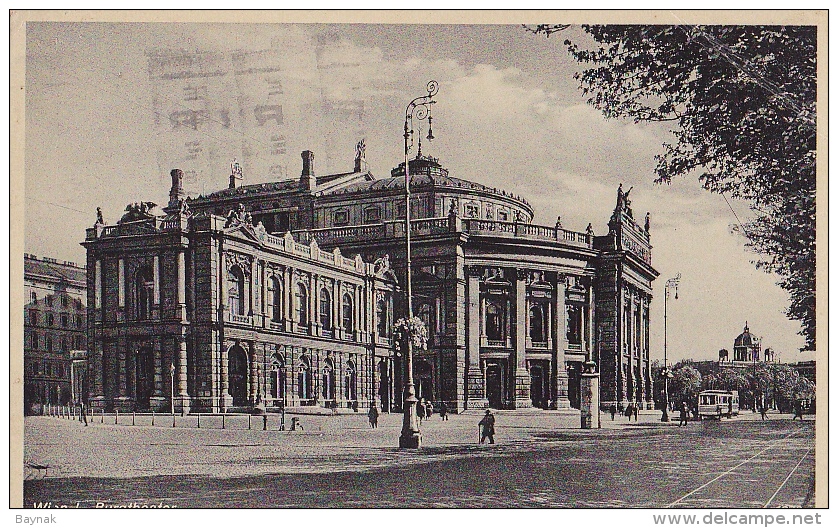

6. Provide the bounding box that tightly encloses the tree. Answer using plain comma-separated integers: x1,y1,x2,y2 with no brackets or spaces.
669,365,702,407
530,25,816,349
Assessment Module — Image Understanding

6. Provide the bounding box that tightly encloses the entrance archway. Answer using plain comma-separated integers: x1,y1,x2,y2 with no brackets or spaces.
135,348,154,410
414,360,433,402
378,360,390,411
530,362,548,409
228,345,249,406
485,361,505,409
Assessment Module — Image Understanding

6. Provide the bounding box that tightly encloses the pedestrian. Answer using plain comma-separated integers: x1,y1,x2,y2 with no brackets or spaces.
793,400,803,420
728,398,733,418
633,402,639,421
439,401,449,421
478,409,495,444
759,402,767,421
425,400,433,420
678,401,689,427
368,404,379,428
79,401,88,426
624,403,633,421
609,403,617,421
417,399,426,424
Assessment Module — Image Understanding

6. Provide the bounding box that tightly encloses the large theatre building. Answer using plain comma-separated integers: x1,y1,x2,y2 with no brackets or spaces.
83,146,657,414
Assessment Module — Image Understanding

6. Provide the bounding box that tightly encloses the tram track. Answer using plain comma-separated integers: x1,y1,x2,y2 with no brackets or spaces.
667,426,812,508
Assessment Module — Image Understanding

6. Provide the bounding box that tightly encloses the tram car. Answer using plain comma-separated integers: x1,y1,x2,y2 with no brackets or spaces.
698,390,740,419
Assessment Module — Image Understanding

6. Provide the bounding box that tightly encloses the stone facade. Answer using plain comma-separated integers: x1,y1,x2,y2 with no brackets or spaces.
23,254,88,414
186,151,657,413
82,174,396,413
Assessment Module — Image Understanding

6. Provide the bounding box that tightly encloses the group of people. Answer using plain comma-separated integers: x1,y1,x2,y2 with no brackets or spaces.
608,402,639,421
366,400,451,428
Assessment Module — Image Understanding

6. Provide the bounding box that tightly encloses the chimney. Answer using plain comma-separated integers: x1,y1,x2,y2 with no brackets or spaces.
169,169,185,208
299,150,316,191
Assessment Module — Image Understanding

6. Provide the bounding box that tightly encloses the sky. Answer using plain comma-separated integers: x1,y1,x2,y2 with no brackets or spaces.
22,20,813,364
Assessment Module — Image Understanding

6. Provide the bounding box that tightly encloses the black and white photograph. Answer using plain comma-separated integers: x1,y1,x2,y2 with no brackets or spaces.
10,9,826,518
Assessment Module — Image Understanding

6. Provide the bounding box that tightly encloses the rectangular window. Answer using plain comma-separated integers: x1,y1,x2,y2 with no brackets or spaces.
333,210,349,226
396,203,406,219
364,207,381,223
30,291,37,304
46,296,53,307
464,203,479,218
28,309,38,326
61,314,69,327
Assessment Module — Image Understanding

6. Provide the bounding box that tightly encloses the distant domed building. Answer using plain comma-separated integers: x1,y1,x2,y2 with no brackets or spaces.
733,322,761,362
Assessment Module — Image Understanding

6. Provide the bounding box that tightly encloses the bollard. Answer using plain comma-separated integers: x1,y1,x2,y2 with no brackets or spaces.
101,410,104,423
248,415,252,430
263,414,268,431
132,412,135,426
222,413,225,429
197,414,200,428
151,411,155,426
172,413,176,428
115,409,119,425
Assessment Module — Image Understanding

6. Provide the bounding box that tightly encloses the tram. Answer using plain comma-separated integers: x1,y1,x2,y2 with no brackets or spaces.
698,390,740,419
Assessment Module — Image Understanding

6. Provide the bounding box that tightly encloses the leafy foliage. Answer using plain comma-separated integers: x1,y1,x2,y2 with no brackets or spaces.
533,25,816,349
669,365,702,406
393,317,429,352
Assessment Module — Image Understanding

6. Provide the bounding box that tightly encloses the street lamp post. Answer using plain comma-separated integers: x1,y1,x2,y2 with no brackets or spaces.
662,273,680,422
170,362,176,426
399,80,438,449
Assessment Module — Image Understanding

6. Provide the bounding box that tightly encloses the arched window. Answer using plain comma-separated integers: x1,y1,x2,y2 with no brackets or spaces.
320,288,332,332
344,360,357,401
417,303,432,334
529,304,546,343
342,293,353,335
270,354,285,401
298,356,313,400
486,301,504,341
322,359,335,401
376,294,390,337
567,304,582,344
270,276,282,322
228,267,245,316
295,283,308,329
136,266,154,320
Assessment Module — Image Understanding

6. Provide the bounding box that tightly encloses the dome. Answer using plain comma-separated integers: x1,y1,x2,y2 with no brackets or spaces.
734,323,755,347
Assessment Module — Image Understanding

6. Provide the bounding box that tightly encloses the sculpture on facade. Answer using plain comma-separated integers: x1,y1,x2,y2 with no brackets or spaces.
95,207,104,226
644,212,651,233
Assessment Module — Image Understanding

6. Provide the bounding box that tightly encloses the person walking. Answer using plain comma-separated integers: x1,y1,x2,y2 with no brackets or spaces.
417,399,426,424
624,403,633,421
678,401,689,427
368,404,379,428
439,401,449,421
479,409,495,444
633,403,639,421
609,403,617,421
425,400,433,420
759,402,767,421
79,401,88,426
792,400,803,420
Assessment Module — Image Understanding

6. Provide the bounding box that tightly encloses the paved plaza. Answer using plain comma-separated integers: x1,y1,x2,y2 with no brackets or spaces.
22,410,815,508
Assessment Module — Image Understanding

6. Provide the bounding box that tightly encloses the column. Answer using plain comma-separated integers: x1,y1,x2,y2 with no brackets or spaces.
248,341,258,406
177,250,187,319
333,280,341,338
552,276,570,409
284,267,293,329
219,341,230,410
618,286,626,404
149,336,165,411
309,273,318,334
94,260,102,311
513,269,531,408
177,335,190,414
465,267,487,408
153,255,161,318
89,340,106,409
117,259,125,309
261,262,268,327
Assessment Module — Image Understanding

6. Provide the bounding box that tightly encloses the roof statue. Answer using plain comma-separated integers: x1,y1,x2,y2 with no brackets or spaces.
354,139,367,172
644,212,651,233
95,207,104,226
